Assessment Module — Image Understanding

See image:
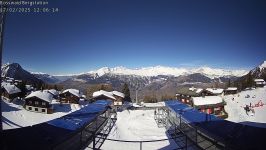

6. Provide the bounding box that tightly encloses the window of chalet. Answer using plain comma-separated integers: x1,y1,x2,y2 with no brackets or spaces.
42,102,46,106
35,108,38,111
29,107,32,110
42,109,45,112
35,101,39,105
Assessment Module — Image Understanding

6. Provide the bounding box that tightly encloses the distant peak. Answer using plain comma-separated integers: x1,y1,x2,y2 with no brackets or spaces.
259,60,266,70
3,62,22,69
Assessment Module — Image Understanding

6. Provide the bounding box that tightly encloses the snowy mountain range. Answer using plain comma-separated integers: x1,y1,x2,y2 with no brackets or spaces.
2,63,251,84
86,66,248,79
2,61,265,100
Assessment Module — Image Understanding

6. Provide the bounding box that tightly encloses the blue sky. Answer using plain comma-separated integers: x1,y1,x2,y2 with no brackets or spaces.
3,0,266,74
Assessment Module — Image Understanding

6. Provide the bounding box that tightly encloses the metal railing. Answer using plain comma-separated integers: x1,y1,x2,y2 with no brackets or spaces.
92,134,189,150
51,108,117,150
158,107,226,150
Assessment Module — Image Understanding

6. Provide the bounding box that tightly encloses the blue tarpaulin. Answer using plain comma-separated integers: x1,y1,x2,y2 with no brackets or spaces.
48,100,111,130
166,100,221,123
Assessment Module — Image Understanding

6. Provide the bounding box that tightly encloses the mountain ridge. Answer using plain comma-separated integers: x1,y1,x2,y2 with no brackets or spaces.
33,65,249,79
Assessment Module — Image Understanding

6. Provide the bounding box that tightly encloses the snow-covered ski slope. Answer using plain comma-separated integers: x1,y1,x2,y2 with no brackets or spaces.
224,86,266,127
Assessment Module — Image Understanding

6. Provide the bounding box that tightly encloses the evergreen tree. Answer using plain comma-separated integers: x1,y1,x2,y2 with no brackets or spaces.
122,83,131,102
18,81,27,98
54,84,58,91
36,82,42,90
227,79,231,88
100,84,105,90
247,73,253,88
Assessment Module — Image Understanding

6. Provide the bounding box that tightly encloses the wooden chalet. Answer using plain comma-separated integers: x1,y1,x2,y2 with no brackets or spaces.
25,84,35,94
112,91,125,106
92,90,125,106
192,96,227,119
254,79,265,88
59,89,82,104
176,87,227,118
176,87,213,106
44,89,59,99
24,90,54,114
1,82,21,100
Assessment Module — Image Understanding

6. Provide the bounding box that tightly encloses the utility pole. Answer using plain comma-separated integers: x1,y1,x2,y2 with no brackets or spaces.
135,89,138,104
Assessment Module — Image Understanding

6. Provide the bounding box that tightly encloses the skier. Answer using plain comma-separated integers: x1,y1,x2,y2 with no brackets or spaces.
244,105,250,115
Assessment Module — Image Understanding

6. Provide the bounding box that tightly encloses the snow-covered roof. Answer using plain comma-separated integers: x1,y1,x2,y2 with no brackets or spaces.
226,87,238,91
25,91,54,103
25,85,34,90
192,96,223,106
206,88,224,94
189,87,196,91
196,88,203,93
112,91,125,98
44,89,59,96
6,79,13,83
92,90,116,100
1,82,21,94
62,89,82,97
254,79,265,82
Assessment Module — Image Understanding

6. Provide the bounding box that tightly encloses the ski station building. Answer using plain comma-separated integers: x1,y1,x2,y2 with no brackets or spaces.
175,87,227,118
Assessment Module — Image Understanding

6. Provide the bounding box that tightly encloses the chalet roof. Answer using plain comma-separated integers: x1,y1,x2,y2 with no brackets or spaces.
254,79,265,82
44,89,59,96
25,91,54,103
92,90,116,100
226,87,238,91
112,91,125,98
1,82,21,94
206,88,224,94
25,85,34,91
192,96,223,106
62,89,82,97
176,87,203,97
